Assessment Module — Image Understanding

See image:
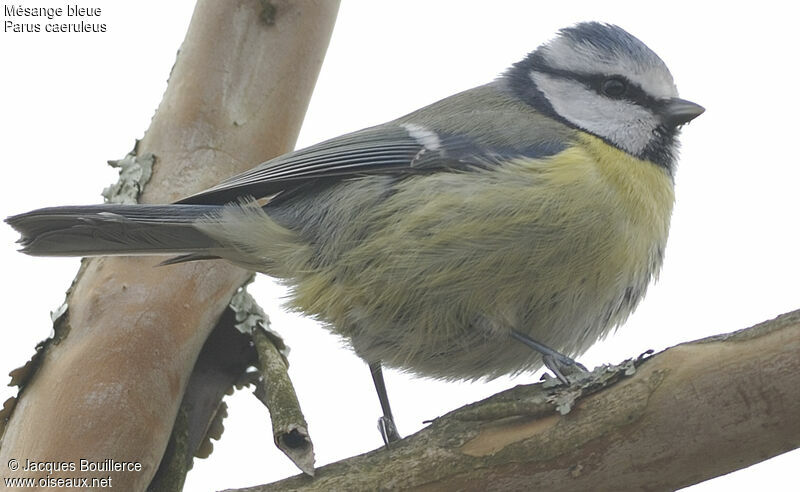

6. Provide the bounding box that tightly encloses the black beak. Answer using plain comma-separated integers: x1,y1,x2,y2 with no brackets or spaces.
661,98,705,128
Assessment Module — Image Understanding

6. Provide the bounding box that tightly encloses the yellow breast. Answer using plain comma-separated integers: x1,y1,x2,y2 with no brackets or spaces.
271,133,676,380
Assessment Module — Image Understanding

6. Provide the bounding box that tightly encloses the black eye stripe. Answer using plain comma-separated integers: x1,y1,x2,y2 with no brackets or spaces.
532,65,660,108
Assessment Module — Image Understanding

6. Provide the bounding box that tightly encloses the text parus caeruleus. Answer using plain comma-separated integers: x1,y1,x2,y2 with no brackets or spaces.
7,22,703,443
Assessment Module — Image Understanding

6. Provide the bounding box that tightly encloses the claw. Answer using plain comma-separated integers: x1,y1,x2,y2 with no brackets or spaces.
377,416,401,447
512,330,588,384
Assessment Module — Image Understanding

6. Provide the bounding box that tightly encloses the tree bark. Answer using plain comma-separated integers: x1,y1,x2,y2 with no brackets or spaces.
228,309,800,492
0,1,339,490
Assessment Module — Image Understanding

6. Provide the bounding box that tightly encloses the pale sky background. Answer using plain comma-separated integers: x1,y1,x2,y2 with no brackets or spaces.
1,1,798,491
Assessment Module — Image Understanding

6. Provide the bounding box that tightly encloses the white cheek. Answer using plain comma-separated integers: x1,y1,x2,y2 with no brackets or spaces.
531,71,658,155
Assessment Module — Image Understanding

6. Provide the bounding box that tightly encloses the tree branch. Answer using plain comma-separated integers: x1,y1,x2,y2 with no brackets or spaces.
0,1,339,489
229,309,800,492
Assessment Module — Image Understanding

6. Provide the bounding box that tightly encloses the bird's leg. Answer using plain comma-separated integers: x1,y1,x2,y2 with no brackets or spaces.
369,361,401,446
510,330,587,384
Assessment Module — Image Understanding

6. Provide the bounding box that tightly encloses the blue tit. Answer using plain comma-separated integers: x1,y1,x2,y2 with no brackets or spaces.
7,22,703,443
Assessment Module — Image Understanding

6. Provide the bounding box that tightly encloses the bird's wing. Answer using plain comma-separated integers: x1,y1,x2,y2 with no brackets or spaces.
178,90,570,206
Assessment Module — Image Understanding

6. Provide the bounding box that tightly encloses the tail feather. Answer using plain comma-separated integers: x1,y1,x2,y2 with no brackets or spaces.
6,204,225,257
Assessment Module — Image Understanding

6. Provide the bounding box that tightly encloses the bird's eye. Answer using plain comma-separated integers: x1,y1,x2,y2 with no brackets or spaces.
601,77,627,98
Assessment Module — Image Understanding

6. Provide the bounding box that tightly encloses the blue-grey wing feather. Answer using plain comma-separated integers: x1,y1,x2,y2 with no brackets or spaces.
179,85,572,205
178,125,422,204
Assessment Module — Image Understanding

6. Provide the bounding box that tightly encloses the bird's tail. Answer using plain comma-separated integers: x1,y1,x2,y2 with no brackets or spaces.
5,204,226,258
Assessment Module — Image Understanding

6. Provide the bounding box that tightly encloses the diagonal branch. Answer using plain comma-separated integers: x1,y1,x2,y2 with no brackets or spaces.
229,309,800,492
